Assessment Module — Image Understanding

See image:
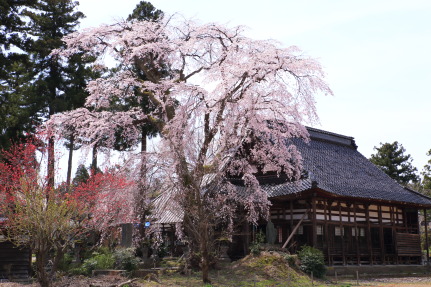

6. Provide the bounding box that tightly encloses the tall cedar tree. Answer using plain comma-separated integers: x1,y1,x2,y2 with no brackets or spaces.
370,141,419,185
24,0,91,187
0,0,38,151
421,149,431,192
126,0,165,248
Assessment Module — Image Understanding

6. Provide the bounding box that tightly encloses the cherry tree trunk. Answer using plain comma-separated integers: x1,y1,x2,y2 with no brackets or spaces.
200,222,211,283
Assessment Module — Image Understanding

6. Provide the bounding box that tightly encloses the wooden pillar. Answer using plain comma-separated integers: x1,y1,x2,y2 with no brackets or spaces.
339,202,346,265
312,195,317,248
378,205,385,264
354,203,360,265
244,221,250,256
282,205,286,242
325,200,331,265
365,204,373,265
425,209,429,265
290,200,294,247
391,206,398,264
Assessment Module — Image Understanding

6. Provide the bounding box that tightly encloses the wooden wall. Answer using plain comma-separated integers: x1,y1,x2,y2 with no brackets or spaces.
0,241,31,281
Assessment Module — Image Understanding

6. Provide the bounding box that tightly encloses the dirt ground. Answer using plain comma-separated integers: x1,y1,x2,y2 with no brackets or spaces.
343,277,431,287
0,275,148,287
2,276,431,287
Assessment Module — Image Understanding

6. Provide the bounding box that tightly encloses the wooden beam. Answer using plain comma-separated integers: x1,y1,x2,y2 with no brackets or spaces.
282,209,310,249
378,205,385,264
425,209,429,265
354,203,360,265
325,200,331,265
339,202,346,265
290,200,293,235
365,204,373,265
312,196,317,248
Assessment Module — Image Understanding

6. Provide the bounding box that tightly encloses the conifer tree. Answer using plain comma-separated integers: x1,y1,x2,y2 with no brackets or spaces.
421,149,431,192
24,0,90,187
0,0,38,151
370,141,419,185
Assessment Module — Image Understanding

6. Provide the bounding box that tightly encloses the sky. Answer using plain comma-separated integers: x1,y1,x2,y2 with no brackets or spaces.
74,0,431,173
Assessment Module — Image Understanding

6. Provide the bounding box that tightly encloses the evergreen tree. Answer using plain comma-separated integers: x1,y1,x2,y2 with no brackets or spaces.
126,1,165,245
127,0,163,22
24,0,89,187
0,0,38,151
421,149,431,191
72,164,89,186
370,141,419,185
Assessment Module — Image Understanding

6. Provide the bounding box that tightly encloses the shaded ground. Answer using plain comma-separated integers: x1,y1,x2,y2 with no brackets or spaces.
1,252,431,286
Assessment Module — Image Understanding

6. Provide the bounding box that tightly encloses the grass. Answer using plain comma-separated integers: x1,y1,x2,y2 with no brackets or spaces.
141,251,329,287
132,252,431,287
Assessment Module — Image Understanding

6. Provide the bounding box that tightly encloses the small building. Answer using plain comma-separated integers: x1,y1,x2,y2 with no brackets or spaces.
0,240,31,281
260,127,431,265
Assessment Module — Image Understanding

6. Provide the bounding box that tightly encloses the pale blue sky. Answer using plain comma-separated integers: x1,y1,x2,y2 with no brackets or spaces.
76,0,431,173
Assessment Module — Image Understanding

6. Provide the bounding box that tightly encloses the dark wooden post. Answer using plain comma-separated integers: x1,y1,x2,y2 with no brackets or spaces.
365,204,373,265
312,195,317,248
290,200,294,247
425,209,429,265
354,203,360,265
325,200,331,265
339,202,346,265
391,206,398,264
378,205,385,264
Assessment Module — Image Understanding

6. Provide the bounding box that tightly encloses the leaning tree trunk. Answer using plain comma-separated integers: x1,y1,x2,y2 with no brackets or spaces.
91,143,98,175
66,134,74,186
47,136,55,191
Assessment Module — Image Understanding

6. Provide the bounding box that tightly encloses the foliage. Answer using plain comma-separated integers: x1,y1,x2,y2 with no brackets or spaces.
72,250,115,275
420,149,431,194
113,248,140,272
47,15,332,283
297,246,326,279
0,140,88,287
250,231,265,255
370,141,419,185
127,1,163,22
0,0,38,151
72,164,90,186
284,254,299,267
0,139,134,287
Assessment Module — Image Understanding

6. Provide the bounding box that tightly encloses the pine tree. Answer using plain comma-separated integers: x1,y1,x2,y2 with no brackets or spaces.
370,141,419,185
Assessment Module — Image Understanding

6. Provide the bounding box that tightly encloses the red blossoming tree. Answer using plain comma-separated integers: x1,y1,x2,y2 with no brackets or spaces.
47,16,332,282
0,139,134,287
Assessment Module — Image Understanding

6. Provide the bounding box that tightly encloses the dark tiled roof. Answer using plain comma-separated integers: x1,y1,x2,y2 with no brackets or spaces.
152,189,183,225
264,127,431,206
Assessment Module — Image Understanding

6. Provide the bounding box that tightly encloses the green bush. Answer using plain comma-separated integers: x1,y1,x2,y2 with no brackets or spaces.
70,249,115,275
113,248,140,272
284,254,298,267
297,246,326,278
57,252,74,271
249,231,265,255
